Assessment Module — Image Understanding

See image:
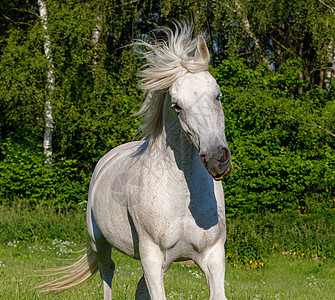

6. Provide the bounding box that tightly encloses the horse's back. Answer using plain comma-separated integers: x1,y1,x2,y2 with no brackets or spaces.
91,141,144,183
87,140,145,257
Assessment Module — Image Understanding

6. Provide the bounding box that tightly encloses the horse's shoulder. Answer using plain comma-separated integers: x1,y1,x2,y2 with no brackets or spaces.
92,141,145,182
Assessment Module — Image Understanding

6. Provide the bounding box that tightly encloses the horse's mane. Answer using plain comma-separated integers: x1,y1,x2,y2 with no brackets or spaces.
134,22,209,140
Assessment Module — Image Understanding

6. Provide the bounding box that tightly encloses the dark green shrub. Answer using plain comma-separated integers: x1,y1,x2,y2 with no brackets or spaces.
212,58,335,216
0,139,89,208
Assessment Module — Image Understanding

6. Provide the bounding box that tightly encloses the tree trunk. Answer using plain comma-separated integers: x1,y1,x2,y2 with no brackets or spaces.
324,40,335,91
38,0,54,167
298,41,304,94
234,0,274,72
92,13,102,73
318,1,335,91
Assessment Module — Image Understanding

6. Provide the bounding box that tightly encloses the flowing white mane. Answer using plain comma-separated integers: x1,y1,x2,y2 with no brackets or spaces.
134,22,210,139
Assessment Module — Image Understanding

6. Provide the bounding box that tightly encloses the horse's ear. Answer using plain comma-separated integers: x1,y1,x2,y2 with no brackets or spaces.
194,35,210,63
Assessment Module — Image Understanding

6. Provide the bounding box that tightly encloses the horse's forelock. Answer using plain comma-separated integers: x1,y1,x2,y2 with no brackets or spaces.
134,22,209,139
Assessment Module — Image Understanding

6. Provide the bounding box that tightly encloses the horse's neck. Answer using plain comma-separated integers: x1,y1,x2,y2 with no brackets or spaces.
148,94,199,174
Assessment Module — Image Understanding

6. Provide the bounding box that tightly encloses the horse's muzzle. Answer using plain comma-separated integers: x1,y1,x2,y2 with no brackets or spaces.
211,164,232,181
199,146,231,181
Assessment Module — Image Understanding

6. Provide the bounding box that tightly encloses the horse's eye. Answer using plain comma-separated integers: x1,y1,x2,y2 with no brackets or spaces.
171,103,182,114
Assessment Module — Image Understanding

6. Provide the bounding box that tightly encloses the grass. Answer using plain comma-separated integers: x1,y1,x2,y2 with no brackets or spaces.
0,241,334,299
0,205,334,298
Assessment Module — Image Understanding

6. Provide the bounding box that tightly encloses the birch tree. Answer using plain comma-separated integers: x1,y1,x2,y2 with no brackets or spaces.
324,41,335,91
233,0,274,72
318,0,335,90
38,0,54,167
92,10,103,73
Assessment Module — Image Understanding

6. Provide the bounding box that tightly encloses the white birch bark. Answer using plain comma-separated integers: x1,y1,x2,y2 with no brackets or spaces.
92,13,102,73
38,0,54,166
234,0,274,72
317,0,335,90
324,40,335,91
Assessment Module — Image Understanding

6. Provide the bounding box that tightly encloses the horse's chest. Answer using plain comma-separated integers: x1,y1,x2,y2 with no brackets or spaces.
131,187,225,254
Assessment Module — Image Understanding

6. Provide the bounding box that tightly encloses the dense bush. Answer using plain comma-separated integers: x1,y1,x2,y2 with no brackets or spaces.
1,57,334,213
0,139,89,208
213,59,335,216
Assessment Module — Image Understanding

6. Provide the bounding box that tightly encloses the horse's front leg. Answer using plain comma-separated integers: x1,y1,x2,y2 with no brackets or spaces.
195,239,227,300
139,238,166,300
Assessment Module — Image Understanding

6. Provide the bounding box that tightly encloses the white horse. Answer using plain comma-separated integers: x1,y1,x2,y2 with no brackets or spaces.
37,22,231,300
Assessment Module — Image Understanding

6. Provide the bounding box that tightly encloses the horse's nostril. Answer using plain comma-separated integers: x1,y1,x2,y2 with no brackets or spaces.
220,147,230,162
199,152,207,164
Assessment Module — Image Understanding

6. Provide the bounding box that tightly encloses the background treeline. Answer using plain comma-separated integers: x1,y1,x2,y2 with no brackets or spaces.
0,0,334,216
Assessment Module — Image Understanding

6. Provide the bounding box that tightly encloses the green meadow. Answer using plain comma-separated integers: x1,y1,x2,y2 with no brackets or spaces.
0,242,334,299
0,206,334,299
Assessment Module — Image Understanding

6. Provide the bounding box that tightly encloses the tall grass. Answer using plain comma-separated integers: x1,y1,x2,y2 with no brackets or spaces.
0,205,87,244
0,205,334,267
226,211,335,267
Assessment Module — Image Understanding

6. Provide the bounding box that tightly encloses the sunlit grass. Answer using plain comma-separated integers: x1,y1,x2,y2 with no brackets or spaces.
0,241,334,299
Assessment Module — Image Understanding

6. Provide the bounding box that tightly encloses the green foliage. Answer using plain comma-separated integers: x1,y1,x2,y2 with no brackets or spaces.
0,139,89,208
226,211,335,268
1,206,333,269
1,243,335,299
0,205,87,244
0,0,334,213
40,1,143,170
212,58,335,215
0,0,143,178
0,26,47,146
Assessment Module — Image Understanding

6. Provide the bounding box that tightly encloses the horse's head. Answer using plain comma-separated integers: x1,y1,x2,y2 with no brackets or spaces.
135,23,231,180
169,36,231,181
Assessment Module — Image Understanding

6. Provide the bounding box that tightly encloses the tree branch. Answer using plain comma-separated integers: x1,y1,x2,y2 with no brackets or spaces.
317,0,335,15
270,35,295,55
11,7,42,19
288,115,335,138
1,14,33,26
116,0,139,7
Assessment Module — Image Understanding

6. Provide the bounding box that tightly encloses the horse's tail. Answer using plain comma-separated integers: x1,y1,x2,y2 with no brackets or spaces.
34,246,98,293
